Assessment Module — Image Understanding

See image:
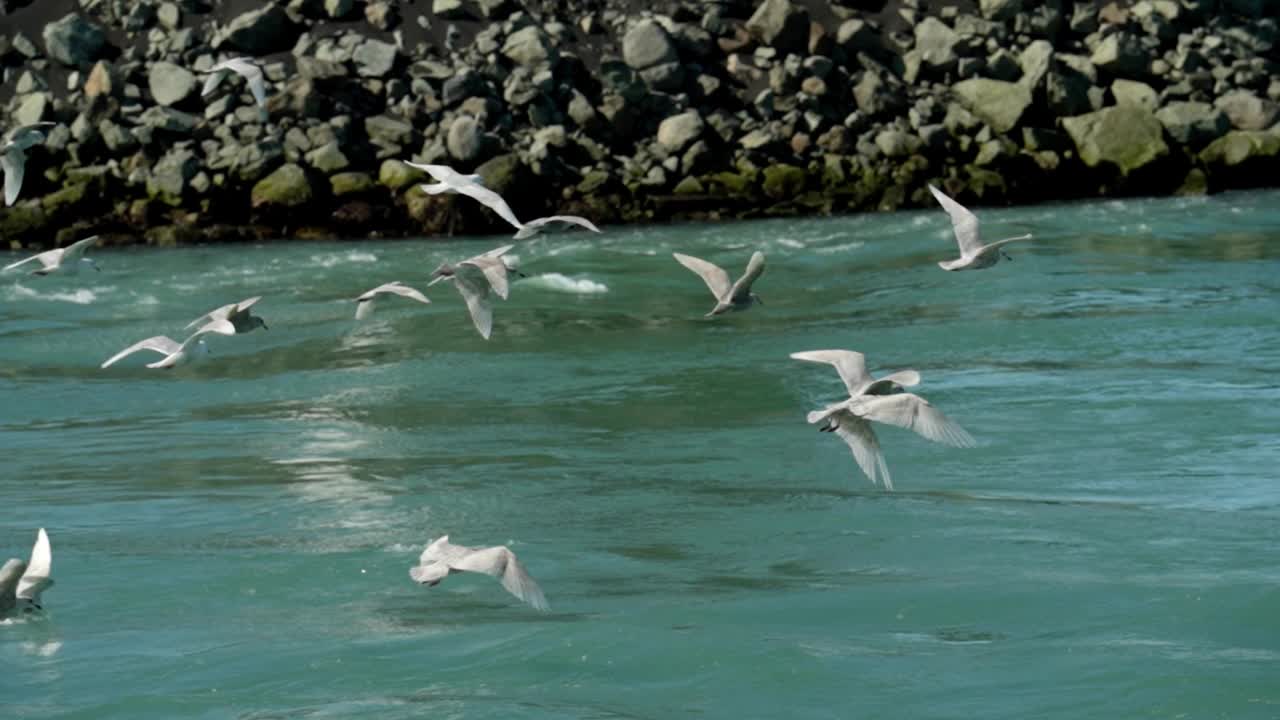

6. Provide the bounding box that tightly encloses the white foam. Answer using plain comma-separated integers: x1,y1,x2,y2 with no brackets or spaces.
815,240,866,255
311,250,379,268
519,273,608,294
6,283,98,304
777,238,806,249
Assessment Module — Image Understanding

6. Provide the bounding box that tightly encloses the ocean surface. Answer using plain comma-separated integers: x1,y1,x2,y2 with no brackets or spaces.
3,190,1278,719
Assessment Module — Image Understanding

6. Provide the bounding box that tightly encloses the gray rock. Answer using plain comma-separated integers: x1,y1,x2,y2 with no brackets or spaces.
854,70,903,118
836,19,877,54
1018,40,1053,91
325,0,355,19
158,3,182,30
305,142,350,172
875,129,924,158
443,69,485,106
149,61,197,106
952,78,1033,134
432,0,468,19
657,110,705,152
1111,79,1157,111
99,120,138,153
502,26,556,67
914,17,959,71
1090,33,1147,78
14,93,49,126
746,0,810,55
365,0,399,30
147,148,200,206
640,62,685,92
623,20,678,70
43,13,108,67
251,163,313,209
476,0,516,18
446,115,484,162
353,39,398,77
981,0,1022,21
1214,90,1279,131
1155,101,1230,146
139,106,201,133
222,6,301,54
1062,105,1168,174
365,115,415,148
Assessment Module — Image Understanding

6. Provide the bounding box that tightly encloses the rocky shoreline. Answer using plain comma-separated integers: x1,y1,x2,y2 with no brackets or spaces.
1,0,1278,250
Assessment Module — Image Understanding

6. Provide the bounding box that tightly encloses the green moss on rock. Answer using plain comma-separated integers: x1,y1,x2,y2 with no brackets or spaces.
251,163,313,209
761,164,805,200
378,159,425,191
331,172,375,197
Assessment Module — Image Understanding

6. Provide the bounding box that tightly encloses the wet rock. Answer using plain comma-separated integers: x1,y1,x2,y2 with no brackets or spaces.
43,13,109,68
952,78,1033,134
1062,105,1168,175
330,172,375,197
762,163,805,199
147,147,199,206
379,159,426,191
746,0,810,56
149,62,197,106
251,163,313,209
1156,101,1230,146
1199,130,1280,166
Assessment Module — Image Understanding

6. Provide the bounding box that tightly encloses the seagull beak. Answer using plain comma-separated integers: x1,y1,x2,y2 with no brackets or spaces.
427,275,446,287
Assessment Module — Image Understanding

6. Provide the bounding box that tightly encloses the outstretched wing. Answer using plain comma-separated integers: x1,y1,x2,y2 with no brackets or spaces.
453,274,494,339
358,282,429,304
201,68,227,97
60,236,99,263
16,528,52,601
790,350,871,397
673,253,731,300
461,256,510,300
928,184,982,257
728,251,765,300
3,249,57,273
3,146,28,206
101,335,182,368
830,413,893,490
514,215,602,239
185,302,236,330
848,393,976,448
0,559,25,613
455,183,524,231
451,546,550,611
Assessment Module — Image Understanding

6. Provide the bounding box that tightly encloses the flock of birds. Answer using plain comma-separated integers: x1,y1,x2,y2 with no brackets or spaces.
2,56,1036,615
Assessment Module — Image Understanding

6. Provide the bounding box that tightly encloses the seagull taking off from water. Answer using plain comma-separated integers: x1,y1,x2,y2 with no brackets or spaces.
101,331,211,369
186,296,268,336
403,161,524,232
791,349,974,489
929,184,1032,271
1,528,53,618
354,281,430,320
513,215,601,240
2,122,55,206
202,58,268,119
428,244,520,339
673,251,765,316
410,535,549,611
3,236,100,276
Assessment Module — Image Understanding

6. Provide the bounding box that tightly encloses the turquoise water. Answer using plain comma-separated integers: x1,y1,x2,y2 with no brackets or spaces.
3,191,1279,719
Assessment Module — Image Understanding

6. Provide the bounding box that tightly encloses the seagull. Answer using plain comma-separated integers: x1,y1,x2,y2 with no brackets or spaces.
186,296,268,335
3,236,100,276
929,184,1032,271
1,528,53,618
427,244,520,339
2,122,55,206
354,281,430,320
404,161,524,232
673,251,765,316
409,535,549,611
513,215,601,240
202,57,268,118
791,349,974,489
101,331,211,369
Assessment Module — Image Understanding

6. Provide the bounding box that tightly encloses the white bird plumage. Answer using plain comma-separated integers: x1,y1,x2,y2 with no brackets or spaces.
792,349,974,490
101,331,211,369
3,235,100,276
673,251,765,316
186,296,268,336
354,281,430,320
403,161,524,231
202,57,268,113
1,528,53,617
513,215,602,240
929,184,1032,271
427,245,518,339
2,122,55,206
409,535,549,611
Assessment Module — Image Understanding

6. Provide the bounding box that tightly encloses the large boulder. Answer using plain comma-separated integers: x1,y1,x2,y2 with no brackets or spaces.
623,20,678,70
146,148,200,206
43,14,108,67
353,39,398,77
1061,105,1168,175
1199,130,1280,167
1155,101,1230,146
148,62,197,106
1090,33,1147,78
222,6,301,54
1214,91,1279,131
746,0,810,56
447,115,484,162
952,78,1033,134
657,111,705,152
914,17,959,71
251,163,314,209
502,26,556,67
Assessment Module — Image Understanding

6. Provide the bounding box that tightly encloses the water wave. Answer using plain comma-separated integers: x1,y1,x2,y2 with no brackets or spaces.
519,273,608,294
311,250,379,268
5,283,99,304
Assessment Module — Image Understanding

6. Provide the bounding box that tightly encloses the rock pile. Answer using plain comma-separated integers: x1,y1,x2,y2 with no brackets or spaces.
1,0,1278,248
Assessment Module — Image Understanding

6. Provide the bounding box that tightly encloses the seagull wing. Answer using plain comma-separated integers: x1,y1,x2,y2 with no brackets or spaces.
8,123,54,150
790,350,872,397
461,256,510,300
453,273,494,339
455,182,524,231
16,529,52,601
728,251,765,301
201,68,228,97
60,236,99,263
515,215,602,239
101,335,182,368
230,60,267,107
848,393,976,448
450,546,549,611
3,146,28,206
673,253,731,300
0,559,24,613
3,249,58,273
186,302,236,330
928,184,982,257
376,282,430,304
830,413,893,490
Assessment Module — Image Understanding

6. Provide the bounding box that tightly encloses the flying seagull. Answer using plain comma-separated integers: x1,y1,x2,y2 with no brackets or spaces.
929,184,1032,271
1,528,53,618
101,331,211,369
513,215,601,240
355,281,430,320
427,244,520,339
403,161,524,232
409,535,549,611
673,251,765,316
2,122,56,206
792,349,975,489
186,296,268,336
3,236,100,276
202,58,268,118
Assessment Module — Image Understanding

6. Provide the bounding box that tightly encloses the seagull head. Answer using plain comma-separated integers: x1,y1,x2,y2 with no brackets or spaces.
82,258,101,272
427,263,454,285
248,315,269,332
